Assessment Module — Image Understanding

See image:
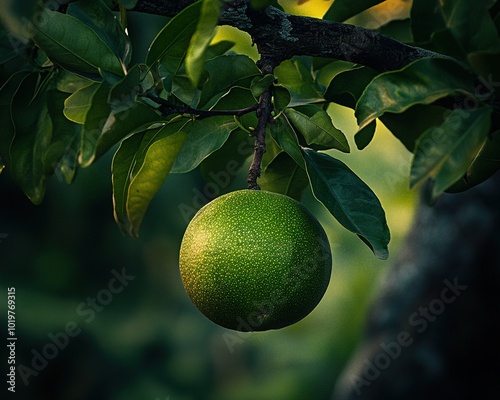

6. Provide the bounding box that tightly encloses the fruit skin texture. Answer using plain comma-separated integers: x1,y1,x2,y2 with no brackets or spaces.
179,189,332,331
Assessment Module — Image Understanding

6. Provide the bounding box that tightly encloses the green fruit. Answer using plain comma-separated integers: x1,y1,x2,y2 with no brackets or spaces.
179,189,332,331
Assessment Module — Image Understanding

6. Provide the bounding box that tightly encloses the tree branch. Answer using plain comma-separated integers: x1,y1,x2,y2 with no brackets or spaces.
125,0,442,73
247,57,275,190
144,93,259,119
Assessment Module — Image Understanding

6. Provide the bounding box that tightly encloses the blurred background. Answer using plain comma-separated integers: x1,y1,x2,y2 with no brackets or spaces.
0,1,417,399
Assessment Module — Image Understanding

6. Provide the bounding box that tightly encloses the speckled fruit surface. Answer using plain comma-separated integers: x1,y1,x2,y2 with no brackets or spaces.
179,190,332,331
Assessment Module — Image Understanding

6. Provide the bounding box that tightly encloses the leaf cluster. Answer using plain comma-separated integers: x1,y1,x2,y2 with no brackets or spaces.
1,0,499,260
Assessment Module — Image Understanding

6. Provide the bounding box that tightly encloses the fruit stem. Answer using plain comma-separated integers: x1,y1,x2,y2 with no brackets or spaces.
247,57,275,190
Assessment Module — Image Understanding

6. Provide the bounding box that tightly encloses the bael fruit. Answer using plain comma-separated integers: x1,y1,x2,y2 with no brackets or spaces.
179,189,332,331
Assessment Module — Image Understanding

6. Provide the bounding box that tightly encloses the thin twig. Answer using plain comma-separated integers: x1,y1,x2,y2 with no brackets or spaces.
144,93,259,119
247,58,276,190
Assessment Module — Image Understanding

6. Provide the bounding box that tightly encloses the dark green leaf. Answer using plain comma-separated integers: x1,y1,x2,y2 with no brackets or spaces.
0,71,30,170
79,81,113,166
324,0,384,22
273,84,291,114
250,74,275,99
270,115,304,168
68,0,131,67
447,129,500,192
8,72,49,204
324,66,378,109
171,116,238,173
93,103,162,164
186,0,224,86
259,152,309,201
108,64,141,114
410,106,492,199
302,148,390,259
146,1,202,75
112,131,145,234
411,0,500,55
198,55,260,108
379,104,447,152
285,105,349,152
210,86,258,130
33,9,124,77
354,120,376,150
356,58,476,129
43,89,81,179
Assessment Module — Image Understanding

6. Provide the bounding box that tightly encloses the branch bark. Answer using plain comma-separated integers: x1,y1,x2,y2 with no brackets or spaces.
124,0,441,73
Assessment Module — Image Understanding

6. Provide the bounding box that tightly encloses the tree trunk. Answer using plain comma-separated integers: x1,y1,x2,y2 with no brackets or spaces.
333,173,500,399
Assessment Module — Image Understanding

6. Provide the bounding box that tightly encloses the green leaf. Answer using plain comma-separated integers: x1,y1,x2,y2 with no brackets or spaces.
127,129,186,237
209,86,258,130
108,64,141,114
186,0,224,86
285,105,350,152
259,151,309,201
411,0,500,56
63,83,100,124
94,103,162,165
198,55,260,108
9,72,49,204
146,1,202,75
446,129,500,193
56,69,94,94
33,9,124,77
0,71,31,170
324,66,379,109
79,81,113,166
250,74,276,99
171,116,238,173
273,84,291,114
379,104,448,152
274,59,324,106
68,0,131,68
43,89,81,179
302,148,390,259
323,0,384,22
270,115,304,168
112,131,145,234
410,106,492,199
356,58,476,129
354,120,376,150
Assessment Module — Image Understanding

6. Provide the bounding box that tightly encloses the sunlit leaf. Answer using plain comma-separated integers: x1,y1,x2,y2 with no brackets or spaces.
146,1,202,75
171,116,238,173
127,129,186,237
285,105,349,152
274,58,324,106
63,83,100,124
186,0,224,86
